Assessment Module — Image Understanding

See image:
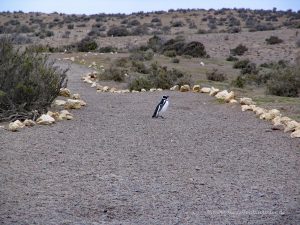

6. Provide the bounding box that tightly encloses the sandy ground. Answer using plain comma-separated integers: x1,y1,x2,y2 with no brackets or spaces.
0,62,299,225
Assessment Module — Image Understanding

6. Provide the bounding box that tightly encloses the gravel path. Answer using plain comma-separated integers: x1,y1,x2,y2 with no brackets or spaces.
1,62,299,225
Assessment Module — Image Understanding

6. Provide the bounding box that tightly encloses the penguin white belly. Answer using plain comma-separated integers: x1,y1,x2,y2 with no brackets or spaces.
160,100,169,113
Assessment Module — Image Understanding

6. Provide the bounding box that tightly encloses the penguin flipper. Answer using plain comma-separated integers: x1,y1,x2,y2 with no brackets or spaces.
152,104,161,118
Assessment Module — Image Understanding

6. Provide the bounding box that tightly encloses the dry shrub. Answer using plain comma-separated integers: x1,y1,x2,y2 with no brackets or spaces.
0,37,67,122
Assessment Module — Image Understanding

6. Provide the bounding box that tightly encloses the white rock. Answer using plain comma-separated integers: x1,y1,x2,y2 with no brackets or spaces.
209,87,219,96
170,85,179,91
253,107,267,116
122,89,130,93
192,85,201,93
200,87,211,93
284,120,299,133
149,88,157,92
59,110,73,120
64,99,82,109
291,129,300,138
96,84,104,90
260,109,281,121
241,105,252,111
269,109,281,117
54,99,66,106
180,85,190,92
280,116,292,126
70,57,75,62
47,111,60,121
272,116,282,126
8,120,24,131
83,78,93,84
141,88,147,92
71,94,81,100
91,82,97,88
59,88,71,97
229,99,238,104
225,91,235,102
157,88,163,91
109,87,117,93
102,86,110,92
215,90,229,100
23,119,35,126
79,100,86,106
36,114,55,125
240,97,255,105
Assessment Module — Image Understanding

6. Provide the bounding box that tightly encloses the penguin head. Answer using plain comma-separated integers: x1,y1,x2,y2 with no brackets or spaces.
163,95,169,99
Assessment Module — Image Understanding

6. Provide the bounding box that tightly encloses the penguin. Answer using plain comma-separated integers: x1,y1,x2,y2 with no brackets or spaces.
152,96,169,118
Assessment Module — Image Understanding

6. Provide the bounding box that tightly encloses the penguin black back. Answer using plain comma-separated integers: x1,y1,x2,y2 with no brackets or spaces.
152,96,169,118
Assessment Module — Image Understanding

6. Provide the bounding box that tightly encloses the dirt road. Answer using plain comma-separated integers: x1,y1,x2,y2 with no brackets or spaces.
1,62,299,225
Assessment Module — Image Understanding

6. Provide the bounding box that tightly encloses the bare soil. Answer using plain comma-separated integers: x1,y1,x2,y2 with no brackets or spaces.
0,62,299,224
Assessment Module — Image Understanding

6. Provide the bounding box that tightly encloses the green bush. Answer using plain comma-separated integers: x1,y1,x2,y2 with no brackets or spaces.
233,59,250,69
231,75,246,88
171,58,180,63
129,49,154,61
144,49,154,60
226,55,239,61
230,44,248,56
128,75,152,91
161,37,208,58
114,57,130,67
162,37,185,53
77,37,98,52
164,50,177,57
249,70,272,85
170,20,185,27
148,63,191,89
131,25,149,35
206,69,227,81
99,46,117,53
100,65,126,82
180,41,208,58
265,36,283,45
197,29,208,34
131,61,148,74
240,62,258,75
266,66,300,97
128,62,191,90
107,26,130,36
181,41,209,58
147,35,164,52
0,37,67,122
296,38,300,48
67,24,74,29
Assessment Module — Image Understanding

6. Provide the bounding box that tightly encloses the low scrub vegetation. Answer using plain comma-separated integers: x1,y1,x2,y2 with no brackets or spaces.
100,65,126,82
230,44,248,56
77,37,98,52
128,63,191,91
233,59,250,69
0,37,67,122
232,59,300,97
206,69,227,82
147,36,209,58
266,65,300,97
265,36,283,45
